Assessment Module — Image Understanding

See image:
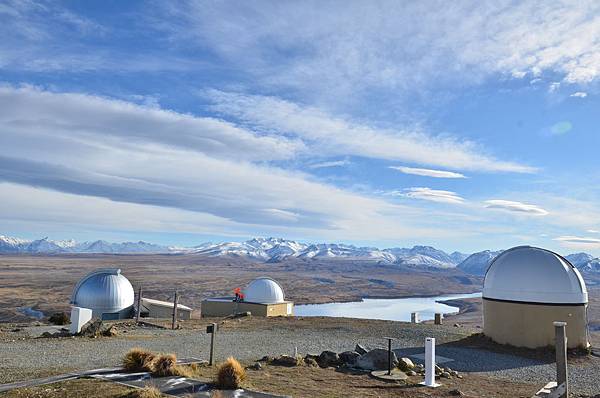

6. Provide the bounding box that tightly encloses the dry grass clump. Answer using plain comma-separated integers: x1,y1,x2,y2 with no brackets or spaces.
123,348,156,372
215,357,246,389
152,354,177,377
125,386,163,398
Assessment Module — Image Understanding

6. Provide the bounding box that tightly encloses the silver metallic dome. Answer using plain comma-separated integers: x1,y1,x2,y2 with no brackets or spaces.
71,268,135,318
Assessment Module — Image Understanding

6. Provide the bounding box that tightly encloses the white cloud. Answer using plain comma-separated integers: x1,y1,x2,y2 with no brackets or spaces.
570,91,588,98
484,200,549,216
155,1,600,102
587,229,600,234
208,90,535,173
399,188,465,204
554,236,600,245
389,166,466,179
308,160,350,169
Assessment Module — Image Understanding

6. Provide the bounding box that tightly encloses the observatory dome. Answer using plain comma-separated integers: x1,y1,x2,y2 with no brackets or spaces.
71,268,135,317
244,277,285,304
483,246,587,304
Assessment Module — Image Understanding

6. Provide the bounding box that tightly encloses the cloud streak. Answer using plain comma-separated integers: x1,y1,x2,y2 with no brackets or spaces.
399,188,465,204
389,166,466,179
208,90,535,173
484,200,549,216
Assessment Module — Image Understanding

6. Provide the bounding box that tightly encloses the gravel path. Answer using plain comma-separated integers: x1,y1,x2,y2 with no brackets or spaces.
1,318,599,395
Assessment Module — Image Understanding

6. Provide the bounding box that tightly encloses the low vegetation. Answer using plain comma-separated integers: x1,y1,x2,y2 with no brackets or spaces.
122,348,156,372
122,386,163,398
215,357,246,389
48,312,70,325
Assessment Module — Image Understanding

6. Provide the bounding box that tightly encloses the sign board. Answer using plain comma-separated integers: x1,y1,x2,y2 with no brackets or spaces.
206,324,216,333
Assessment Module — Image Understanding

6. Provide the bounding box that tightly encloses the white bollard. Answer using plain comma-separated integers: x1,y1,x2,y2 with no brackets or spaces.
70,307,93,334
411,312,419,324
421,337,440,387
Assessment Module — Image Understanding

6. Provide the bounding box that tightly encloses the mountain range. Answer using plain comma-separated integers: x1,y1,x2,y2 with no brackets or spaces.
2,235,599,275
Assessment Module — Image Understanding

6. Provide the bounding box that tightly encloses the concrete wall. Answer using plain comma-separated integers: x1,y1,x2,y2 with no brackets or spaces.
201,300,293,317
142,302,192,320
483,298,589,349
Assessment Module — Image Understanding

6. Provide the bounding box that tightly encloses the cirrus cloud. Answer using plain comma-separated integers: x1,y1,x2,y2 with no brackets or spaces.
389,166,466,179
484,200,549,216
397,187,465,204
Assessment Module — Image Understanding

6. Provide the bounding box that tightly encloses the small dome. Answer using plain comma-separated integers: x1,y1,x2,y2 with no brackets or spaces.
244,277,285,304
483,246,587,304
71,268,135,315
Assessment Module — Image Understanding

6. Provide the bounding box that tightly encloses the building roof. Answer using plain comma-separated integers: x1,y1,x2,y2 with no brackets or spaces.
483,246,588,304
71,268,135,314
141,297,192,311
244,277,285,304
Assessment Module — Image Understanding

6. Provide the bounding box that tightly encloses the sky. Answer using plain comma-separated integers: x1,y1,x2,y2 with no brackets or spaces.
1,0,600,255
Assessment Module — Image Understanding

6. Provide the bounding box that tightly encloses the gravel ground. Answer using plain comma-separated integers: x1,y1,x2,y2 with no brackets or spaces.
1,317,599,396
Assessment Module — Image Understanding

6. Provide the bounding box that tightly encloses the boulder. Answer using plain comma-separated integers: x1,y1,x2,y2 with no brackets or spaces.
318,351,341,368
246,362,262,371
338,351,360,365
304,357,319,367
78,319,104,337
441,371,451,379
355,348,397,371
272,355,300,367
355,343,368,355
397,357,415,371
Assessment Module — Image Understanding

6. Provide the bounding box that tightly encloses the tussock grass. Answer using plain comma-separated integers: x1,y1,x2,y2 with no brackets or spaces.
215,357,246,389
151,354,177,377
123,348,156,372
123,386,163,398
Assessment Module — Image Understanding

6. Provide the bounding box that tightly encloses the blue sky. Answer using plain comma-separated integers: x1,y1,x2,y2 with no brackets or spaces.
1,0,600,254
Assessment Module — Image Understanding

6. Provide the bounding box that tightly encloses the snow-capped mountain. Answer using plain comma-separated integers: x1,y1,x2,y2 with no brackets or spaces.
566,253,600,273
457,250,504,276
0,235,169,254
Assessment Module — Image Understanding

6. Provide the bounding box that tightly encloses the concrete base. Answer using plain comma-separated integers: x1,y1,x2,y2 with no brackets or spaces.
370,369,408,382
483,298,589,349
419,381,441,388
70,307,93,334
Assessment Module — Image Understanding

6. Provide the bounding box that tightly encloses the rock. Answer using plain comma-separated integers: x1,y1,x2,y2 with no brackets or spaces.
397,357,415,371
48,312,70,325
304,357,319,367
435,365,443,375
339,351,360,365
318,351,341,368
102,326,117,337
78,319,103,337
246,362,262,371
355,343,368,355
355,348,397,371
272,355,300,367
451,370,459,377
453,323,461,328
258,355,273,362
449,389,465,396
441,371,451,379
407,370,417,376
457,374,463,379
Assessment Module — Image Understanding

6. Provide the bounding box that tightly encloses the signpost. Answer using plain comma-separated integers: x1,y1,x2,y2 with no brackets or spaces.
135,286,142,322
171,290,179,330
554,321,569,398
207,323,217,366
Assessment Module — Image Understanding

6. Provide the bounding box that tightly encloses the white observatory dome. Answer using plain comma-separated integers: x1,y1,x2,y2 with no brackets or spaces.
71,268,135,317
483,246,587,304
244,277,285,304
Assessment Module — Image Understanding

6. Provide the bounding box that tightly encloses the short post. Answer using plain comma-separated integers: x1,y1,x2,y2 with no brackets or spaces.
171,290,179,330
387,337,393,375
421,337,439,387
135,286,142,322
207,322,217,366
554,321,568,398
411,312,419,324
434,313,442,325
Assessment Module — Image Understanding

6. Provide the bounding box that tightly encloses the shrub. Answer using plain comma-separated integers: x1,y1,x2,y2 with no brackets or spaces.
48,312,70,325
215,357,246,389
152,354,177,377
123,386,162,398
123,348,156,372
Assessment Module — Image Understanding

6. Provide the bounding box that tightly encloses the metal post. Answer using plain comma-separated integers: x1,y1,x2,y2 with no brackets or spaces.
411,312,419,324
171,290,178,330
434,313,442,325
209,322,217,366
387,338,393,375
554,321,568,398
135,286,142,322
421,337,439,387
